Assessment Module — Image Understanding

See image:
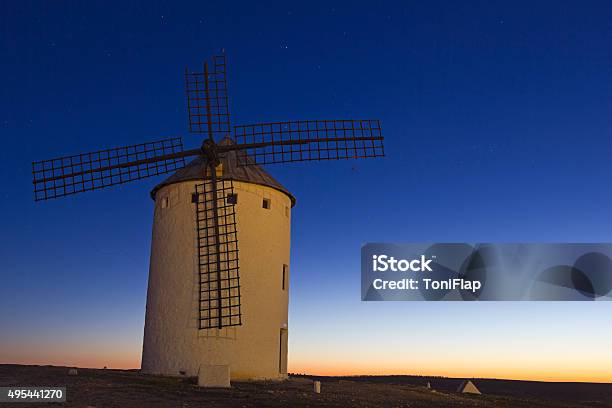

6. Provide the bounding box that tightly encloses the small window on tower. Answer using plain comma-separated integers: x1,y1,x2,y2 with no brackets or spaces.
285,206,289,217
227,193,238,204
262,198,271,209
161,196,169,209
282,264,288,290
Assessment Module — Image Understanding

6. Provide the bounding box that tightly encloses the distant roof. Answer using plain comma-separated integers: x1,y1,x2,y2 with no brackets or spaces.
151,138,296,206
457,380,481,394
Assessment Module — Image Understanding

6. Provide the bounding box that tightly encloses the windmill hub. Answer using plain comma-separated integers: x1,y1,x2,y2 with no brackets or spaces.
201,139,220,167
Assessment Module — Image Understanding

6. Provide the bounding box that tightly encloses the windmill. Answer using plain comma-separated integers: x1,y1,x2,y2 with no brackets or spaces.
32,53,384,383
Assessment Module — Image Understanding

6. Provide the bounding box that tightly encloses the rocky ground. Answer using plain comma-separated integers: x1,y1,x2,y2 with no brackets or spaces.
0,364,610,407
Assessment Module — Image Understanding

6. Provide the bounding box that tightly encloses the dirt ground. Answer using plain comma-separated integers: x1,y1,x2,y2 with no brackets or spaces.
0,365,609,408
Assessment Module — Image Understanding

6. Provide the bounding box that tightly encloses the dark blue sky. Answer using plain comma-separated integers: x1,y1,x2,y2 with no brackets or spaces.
2,1,612,378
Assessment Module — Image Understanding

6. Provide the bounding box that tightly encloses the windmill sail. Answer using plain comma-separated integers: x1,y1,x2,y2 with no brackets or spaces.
32,137,189,201
195,176,241,329
232,119,384,165
185,54,231,138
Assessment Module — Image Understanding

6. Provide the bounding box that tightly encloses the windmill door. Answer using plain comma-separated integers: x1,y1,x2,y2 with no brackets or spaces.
279,328,288,374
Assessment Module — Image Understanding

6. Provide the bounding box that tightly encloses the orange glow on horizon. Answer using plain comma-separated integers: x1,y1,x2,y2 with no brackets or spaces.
0,343,142,371
4,357,611,384
2,356,141,371
288,361,612,384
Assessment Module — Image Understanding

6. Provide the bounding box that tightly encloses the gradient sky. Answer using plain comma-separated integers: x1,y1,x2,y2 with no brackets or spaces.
2,1,612,383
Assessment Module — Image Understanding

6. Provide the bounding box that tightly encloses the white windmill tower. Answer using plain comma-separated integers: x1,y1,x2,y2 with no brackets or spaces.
142,141,295,381
32,53,384,385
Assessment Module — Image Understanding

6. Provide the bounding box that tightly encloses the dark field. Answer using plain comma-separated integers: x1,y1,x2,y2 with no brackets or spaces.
1,365,611,407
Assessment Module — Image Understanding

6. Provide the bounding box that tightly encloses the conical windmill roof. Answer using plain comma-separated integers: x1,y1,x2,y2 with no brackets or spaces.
151,137,296,206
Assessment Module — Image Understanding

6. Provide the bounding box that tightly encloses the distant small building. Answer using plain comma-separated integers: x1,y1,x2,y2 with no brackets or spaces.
457,380,481,394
